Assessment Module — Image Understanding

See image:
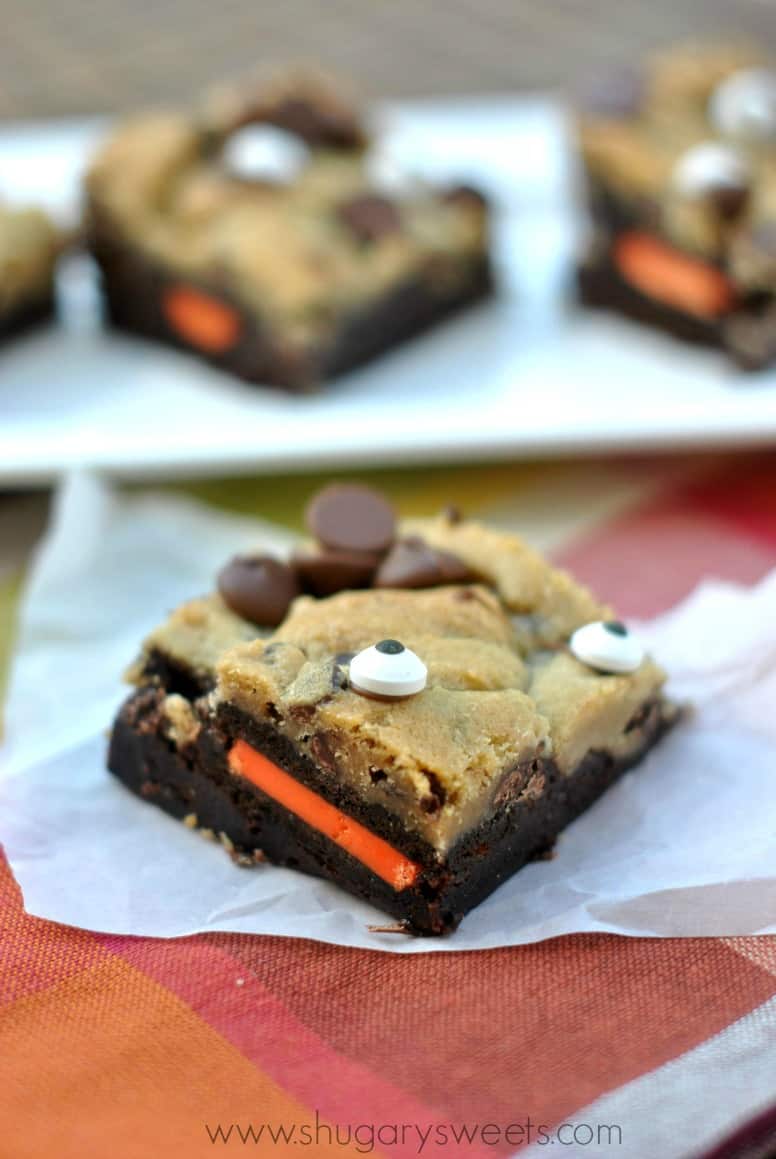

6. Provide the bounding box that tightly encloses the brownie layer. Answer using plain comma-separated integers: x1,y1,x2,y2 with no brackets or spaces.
140,647,214,701
87,208,493,393
108,685,674,935
577,253,723,349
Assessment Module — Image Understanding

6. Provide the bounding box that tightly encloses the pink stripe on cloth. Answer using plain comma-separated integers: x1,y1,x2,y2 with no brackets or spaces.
681,457,776,551
99,933,500,1159
554,499,776,617
0,853,110,1008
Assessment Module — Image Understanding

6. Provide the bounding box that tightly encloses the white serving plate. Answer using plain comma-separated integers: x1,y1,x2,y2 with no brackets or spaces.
1,100,776,486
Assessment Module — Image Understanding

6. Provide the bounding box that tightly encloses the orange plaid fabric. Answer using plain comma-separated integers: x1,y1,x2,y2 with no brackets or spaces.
3,456,776,1159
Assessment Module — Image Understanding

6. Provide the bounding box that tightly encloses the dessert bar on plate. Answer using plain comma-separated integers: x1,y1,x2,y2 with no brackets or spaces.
85,71,492,391
576,42,776,369
0,203,60,341
109,485,676,935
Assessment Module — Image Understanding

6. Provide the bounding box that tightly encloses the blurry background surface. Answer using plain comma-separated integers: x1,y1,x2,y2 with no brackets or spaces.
1,0,775,117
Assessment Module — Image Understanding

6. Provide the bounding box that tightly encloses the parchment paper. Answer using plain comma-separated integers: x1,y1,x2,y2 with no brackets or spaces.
1,472,774,952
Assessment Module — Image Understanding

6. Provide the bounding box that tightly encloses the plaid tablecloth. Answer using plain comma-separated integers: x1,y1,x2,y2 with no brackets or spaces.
2,454,776,1159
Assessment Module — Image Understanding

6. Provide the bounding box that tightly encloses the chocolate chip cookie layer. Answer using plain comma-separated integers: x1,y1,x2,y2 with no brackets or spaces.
108,485,677,934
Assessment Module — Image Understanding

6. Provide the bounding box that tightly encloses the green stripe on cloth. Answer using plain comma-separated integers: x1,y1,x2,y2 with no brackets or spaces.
170,461,553,529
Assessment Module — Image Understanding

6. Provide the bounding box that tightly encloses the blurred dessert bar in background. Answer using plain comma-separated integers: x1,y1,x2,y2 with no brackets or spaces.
576,43,776,370
85,71,492,391
0,204,60,342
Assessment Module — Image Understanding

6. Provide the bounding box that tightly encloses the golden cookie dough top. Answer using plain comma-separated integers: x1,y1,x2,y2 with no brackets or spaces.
400,512,609,645
578,42,776,264
126,593,262,687
0,204,60,313
85,72,488,333
215,584,667,854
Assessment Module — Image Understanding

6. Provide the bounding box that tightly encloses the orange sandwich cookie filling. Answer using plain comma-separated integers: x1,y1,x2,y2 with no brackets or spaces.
228,739,421,891
162,286,243,354
613,232,737,320
108,483,678,935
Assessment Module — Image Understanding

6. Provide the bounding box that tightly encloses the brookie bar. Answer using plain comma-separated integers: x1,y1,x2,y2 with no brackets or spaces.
108,485,677,935
576,43,776,369
85,71,492,391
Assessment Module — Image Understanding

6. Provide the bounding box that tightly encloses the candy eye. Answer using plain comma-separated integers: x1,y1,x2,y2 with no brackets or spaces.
709,68,776,143
569,620,645,674
671,140,749,200
222,124,309,184
349,639,428,699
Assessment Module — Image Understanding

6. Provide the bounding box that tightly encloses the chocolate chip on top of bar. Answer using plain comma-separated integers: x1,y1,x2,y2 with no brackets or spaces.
214,482,609,645
216,483,475,628
201,69,368,150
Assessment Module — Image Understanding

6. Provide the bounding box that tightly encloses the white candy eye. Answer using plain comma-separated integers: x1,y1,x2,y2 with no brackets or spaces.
709,68,776,143
672,140,749,198
349,639,427,699
569,620,644,674
222,125,309,184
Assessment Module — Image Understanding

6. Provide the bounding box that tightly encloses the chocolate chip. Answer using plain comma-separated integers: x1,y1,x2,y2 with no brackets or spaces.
710,183,750,222
442,185,487,212
433,550,473,583
493,762,533,808
374,537,473,590
266,96,364,149
604,620,628,636
306,483,396,554
227,92,365,150
217,554,300,627
331,651,354,691
292,546,378,596
419,769,446,814
441,504,463,524
338,194,402,242
311,733,337,773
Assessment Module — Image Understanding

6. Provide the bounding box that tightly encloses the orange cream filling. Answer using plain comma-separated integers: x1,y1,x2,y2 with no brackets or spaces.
228,739,421,891
614,231,737,320
163,285,242,353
